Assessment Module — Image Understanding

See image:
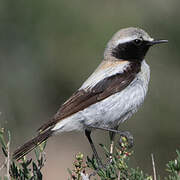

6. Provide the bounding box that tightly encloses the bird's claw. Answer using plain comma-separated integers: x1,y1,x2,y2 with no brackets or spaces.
118,131,134,149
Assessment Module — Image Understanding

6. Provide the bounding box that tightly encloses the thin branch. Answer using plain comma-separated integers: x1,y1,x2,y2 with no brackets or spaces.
118,171,121,180
6,141,10,180
109,140,114,161
0,160,6,172
151,153,157,180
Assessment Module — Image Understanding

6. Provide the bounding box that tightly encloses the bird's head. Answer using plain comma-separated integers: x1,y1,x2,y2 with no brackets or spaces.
104,27,168,62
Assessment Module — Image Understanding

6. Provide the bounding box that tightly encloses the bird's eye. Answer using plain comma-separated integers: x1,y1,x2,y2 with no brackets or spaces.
133,39,142,45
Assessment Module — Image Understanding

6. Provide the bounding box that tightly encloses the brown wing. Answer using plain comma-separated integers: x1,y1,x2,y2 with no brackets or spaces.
38,61,141,133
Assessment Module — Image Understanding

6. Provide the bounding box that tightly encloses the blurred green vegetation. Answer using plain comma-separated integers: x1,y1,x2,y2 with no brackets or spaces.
0,0,180,179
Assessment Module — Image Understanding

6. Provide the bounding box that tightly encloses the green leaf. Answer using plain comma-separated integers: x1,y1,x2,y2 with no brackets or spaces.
34,147,40,161
10,161,19,178
99,143,110,156
67,168,73,177
2,147,7,157
39,141,47,152
0,129,7,150
32,162,42,180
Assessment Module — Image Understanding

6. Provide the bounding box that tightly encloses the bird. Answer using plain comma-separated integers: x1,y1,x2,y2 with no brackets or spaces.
13,27,168,165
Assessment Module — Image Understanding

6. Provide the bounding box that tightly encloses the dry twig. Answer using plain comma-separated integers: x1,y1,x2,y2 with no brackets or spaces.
151,153,157,180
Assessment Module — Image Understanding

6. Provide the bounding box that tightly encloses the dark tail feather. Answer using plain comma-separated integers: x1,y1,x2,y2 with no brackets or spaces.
13,129,53,160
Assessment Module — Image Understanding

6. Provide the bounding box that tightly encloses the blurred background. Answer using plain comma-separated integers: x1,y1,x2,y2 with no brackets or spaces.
0,0,180,179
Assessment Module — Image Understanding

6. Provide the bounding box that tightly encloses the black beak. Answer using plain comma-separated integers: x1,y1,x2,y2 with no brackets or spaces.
147,39,168,46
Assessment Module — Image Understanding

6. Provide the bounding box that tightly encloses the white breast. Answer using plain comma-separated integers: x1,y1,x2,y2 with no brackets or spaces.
53,60,150,133
82,60,150,127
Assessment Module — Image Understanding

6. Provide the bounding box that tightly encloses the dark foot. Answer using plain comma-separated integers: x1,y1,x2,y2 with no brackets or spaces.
85,129,104,169
87,125,134,148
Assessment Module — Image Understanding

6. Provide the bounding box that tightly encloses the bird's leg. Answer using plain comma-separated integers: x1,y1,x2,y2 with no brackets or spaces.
88,125,134,149
85,129,103,168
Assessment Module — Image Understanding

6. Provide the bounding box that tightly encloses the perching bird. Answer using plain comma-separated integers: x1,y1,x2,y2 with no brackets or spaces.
13,27,167,165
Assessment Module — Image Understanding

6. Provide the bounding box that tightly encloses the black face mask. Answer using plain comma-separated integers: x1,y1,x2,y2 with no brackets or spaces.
112,39,151,62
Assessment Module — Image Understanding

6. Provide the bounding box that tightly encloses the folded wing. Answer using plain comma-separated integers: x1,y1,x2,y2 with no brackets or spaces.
38,61,141,133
